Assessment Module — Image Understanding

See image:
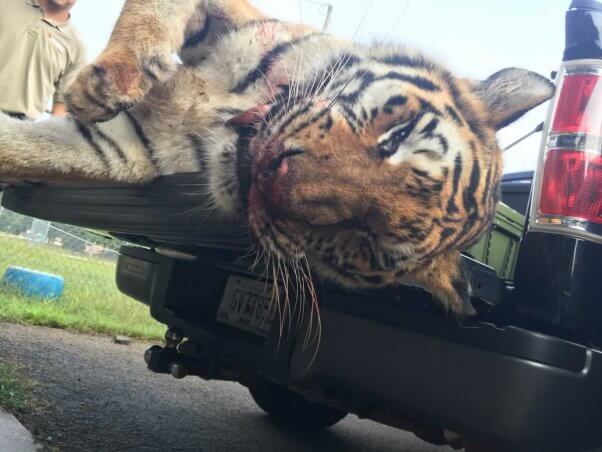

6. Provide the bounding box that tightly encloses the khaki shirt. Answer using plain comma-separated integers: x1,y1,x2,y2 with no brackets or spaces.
0,0,86,119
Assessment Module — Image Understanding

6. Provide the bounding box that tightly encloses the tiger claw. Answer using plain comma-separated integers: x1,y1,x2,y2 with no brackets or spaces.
458,294,477,317
412,252,477,317
434,284,477,317
450,274,477,317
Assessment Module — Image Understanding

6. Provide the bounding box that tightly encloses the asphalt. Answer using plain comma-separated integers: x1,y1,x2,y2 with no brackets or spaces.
0,322,452,452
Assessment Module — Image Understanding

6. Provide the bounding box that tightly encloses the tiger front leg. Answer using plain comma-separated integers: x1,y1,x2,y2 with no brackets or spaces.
410,251,476,317
0,113,156,184
67,0,266,123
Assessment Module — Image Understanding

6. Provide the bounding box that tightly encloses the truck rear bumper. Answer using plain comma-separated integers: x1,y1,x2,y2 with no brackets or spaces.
294,310,602,451
119,246,602,452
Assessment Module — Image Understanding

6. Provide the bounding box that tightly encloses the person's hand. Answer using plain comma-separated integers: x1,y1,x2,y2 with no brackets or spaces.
51,102,69,117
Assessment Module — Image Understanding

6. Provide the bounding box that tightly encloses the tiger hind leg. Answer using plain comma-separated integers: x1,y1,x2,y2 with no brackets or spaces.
67,0,267,122
0,112,157,184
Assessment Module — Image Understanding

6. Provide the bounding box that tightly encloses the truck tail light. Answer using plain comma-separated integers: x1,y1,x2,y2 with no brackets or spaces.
530,65,602,243
551,74,602,134
539,149,602,223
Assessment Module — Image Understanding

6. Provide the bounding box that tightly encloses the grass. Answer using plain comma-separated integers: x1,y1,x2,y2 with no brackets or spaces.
0,234,164,341
0,361,35,414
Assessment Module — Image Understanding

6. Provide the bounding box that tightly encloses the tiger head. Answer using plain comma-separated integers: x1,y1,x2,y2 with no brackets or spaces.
235,46,554,314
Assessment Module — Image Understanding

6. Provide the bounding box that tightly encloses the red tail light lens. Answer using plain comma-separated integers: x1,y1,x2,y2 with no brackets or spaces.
531,65,602,243
551,74,602,134
539,149,602,224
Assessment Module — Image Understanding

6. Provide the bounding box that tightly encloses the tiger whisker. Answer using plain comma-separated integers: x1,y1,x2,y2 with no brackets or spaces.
298,255,319,352
257,69,286,108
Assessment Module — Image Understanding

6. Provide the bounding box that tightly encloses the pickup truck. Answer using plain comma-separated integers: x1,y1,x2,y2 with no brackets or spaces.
2,1,602,451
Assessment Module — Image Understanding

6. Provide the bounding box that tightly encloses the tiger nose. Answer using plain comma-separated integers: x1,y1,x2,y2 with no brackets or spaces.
255,148,305,207
259,148,305,179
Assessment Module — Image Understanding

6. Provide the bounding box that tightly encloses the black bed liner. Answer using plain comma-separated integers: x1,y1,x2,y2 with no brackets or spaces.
2,174,250,250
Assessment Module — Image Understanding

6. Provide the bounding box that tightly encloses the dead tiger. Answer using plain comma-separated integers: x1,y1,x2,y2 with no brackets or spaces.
0,0,554,315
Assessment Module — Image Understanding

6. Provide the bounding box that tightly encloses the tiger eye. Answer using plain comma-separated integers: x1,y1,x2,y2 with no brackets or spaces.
377,123,415,159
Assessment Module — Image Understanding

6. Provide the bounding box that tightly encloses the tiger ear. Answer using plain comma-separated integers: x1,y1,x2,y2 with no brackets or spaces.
470,68,555,130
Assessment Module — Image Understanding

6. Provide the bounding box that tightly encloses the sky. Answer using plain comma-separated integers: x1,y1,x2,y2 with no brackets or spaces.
69,0,569,174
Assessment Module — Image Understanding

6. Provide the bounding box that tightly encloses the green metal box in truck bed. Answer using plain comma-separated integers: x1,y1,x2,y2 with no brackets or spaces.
466,203,525,281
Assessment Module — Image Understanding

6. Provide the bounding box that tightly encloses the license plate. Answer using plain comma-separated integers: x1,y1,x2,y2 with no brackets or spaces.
217,276,276,338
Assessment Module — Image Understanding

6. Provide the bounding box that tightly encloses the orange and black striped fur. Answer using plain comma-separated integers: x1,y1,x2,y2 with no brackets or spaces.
0,0,555,315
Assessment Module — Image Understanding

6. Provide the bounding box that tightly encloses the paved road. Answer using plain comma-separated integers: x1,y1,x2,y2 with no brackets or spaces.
0,323,452,452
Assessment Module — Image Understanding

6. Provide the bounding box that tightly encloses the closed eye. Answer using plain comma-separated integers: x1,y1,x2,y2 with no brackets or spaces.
377,118,419,159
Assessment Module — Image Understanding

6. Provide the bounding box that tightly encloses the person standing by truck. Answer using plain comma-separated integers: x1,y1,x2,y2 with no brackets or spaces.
0,0,86,120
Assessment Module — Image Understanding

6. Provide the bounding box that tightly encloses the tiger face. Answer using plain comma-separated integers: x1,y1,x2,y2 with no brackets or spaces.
240,47,554,313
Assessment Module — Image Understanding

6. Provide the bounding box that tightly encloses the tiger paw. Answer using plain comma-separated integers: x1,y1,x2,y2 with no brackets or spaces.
439,277,477,317
412,252,477,317
67,45,174,123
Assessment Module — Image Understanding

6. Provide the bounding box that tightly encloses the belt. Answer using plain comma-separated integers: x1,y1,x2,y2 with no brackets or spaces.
2,111,28,120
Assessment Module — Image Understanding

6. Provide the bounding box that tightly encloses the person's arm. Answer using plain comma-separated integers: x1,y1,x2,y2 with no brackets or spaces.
53,39,87,116
51,102,68,117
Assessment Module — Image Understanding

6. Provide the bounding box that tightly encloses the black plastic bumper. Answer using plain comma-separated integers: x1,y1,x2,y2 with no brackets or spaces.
118,246,602,452
1,174,250,250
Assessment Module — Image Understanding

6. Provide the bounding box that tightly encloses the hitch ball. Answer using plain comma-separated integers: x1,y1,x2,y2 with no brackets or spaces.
170,362,189,379
144,345,163,365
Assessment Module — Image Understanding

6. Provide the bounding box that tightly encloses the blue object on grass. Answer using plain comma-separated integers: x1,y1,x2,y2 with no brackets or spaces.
1,266,65,299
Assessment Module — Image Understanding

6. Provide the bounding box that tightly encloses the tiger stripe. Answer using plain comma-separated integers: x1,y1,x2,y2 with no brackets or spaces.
372,53,434,71
91,124,128,164
73,120,110,169
446,154,463,214
232,33,322,94
182,16,213,50
124,111,159,170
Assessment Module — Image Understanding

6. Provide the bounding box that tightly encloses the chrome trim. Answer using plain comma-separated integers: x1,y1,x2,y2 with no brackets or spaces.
528,60,602,246
531,215,602,244
536,215,590,230
565,64,602,75
156,247,198,261
529,63,562,241
547,133,602,154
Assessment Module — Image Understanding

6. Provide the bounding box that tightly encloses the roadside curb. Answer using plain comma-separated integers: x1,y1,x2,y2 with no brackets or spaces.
0,409,40,451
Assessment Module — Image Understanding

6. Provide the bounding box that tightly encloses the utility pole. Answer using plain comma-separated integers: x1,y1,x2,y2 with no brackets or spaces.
306,1,334,32
322,3,333,32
